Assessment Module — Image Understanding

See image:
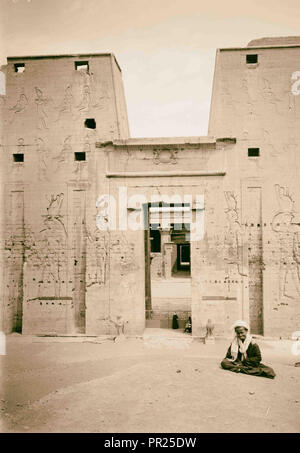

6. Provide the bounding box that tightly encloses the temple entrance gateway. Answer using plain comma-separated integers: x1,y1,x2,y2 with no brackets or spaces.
145,203,192,330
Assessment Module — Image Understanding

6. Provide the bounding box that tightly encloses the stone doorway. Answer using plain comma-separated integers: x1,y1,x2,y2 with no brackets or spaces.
144,202,192,331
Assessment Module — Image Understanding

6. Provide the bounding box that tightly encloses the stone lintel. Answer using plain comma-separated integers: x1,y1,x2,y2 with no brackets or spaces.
27,297,73,301
202,296,237,301
106,171,226,178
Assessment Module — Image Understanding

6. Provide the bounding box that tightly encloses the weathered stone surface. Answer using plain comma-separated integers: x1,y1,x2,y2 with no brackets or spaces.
209,41,300,336
1,40,300,338
22,298,75,335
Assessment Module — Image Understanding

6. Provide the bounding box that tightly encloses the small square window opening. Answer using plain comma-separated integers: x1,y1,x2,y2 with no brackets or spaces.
246,54,258,64
74,152,86,161
14,63,25,73
248,148,260,157
75,61,89,72
13,154,24,162
84,118,96,129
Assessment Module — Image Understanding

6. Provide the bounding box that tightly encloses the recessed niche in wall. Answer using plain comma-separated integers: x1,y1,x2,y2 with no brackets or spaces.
74,152,86,161
13,153,24,162
14,63,25,73
150,224,161,253
84,118,96,129
75,61,89,72
248,148,260,157
246,54,258,64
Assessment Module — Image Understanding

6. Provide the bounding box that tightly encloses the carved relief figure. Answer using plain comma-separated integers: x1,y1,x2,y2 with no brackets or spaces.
224,191,247,277
271,185,300,300
24,193,68,300
40,194,67,297
46,193,64,216
52,136,72,171
261,78,281,114
263,129,279,157
10,89,28,115
73,159,86,180
83,135,91,154
38,231,67,298
17,137,25,150
93,81,111,109
34,87,49,129
55,85,73,121
41,193,67,237
110,234,137,275
35,137,49,181
241,77,256,117
77,84,91,113
220,78,236,134
24,230,41,270
86,227,108,287
153,148,177,165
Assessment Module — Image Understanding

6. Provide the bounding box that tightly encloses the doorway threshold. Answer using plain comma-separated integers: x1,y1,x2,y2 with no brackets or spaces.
143,328,191,338
143,328,193,348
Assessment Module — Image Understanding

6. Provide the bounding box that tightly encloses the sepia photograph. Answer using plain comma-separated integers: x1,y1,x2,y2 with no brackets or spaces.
0,0,300,437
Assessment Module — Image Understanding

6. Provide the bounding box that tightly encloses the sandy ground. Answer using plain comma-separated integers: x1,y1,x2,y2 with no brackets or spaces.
0,330,299,433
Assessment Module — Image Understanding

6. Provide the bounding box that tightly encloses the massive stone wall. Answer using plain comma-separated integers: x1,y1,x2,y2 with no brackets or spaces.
1,54,130,334
0,69,6,333
1,42,300,338
209,44,300,336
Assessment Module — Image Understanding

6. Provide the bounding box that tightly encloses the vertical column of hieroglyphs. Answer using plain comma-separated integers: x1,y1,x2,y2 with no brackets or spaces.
243,187,263,335
72,189,86,333
5,190,25,332
0,68,6,333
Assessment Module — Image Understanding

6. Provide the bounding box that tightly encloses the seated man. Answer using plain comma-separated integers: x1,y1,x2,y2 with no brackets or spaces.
221,320,276,379
184,316,192,333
